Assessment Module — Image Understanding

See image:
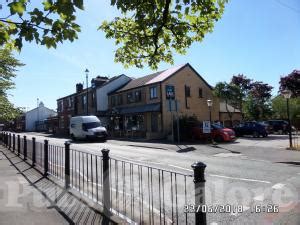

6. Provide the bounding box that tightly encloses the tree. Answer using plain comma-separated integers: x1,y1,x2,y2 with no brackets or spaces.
214,82,240,126
230,74,252,118
0,0,228,69
0,48,24,121
272,95,300,126
244,82,273,120
279,70,300,97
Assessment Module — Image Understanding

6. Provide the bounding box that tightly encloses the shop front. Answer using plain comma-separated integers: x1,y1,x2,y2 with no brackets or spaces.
109,103,162,139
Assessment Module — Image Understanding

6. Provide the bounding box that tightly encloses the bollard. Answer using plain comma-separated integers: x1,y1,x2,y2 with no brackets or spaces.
13,134,15,151
23,136,27,160
191,161,207,225
43,140,49,177
17,135,20,156
64,141,71,188
102,149,111,216
32,137,36,167
5,132,7,147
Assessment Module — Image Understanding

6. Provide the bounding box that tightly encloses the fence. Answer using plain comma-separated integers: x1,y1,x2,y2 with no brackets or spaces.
0,132,206,225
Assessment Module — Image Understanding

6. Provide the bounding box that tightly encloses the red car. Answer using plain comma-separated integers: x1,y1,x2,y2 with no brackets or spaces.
191,123,236,142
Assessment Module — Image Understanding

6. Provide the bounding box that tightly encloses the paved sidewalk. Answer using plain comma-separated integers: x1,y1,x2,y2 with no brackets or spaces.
0,146,117,225
0,148,68,225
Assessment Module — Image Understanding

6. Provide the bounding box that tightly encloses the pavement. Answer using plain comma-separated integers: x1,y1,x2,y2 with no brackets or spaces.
0,145,117,225
5,132,300,224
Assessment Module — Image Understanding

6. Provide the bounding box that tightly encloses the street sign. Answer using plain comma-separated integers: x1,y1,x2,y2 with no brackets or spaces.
166,85,175,99
203,121,211,133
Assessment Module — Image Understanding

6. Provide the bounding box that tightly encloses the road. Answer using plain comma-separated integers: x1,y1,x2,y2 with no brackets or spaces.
12,132,300,224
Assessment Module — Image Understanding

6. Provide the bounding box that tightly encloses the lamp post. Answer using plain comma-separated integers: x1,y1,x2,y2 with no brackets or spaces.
207,99,213,143
85,69,89,115
282,89,293,148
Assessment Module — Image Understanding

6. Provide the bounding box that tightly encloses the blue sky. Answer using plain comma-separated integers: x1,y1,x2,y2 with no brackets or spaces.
8,0,300,111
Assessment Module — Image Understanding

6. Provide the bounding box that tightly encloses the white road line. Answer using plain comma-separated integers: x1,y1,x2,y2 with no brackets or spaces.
209,174,271,184
272,183,286,189
253,194,264,201
168,164,193,172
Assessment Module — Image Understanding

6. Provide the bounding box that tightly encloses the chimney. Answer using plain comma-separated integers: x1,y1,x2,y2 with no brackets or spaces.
76,83,83,93
91,76,109,88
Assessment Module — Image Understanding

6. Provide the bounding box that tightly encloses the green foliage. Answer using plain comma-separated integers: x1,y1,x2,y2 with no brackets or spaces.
243,95,272,121
0,48,24,121
1,1,228,69
100,0,228,69
213,82,241,125
0,0,83,50
272,95,300,123
279,70,300,97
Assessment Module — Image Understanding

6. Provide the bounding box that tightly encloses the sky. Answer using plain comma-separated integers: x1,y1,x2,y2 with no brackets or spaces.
7,0,300,111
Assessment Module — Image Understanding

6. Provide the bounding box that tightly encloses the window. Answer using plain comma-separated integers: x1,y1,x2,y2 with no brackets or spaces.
150,86,158,99
91,92,95,107
117,95,123,105
185,86,191,97
111,96,116,107
82,95,86,109
135,90,142,102
198,88,203,98
57,100,63,112
127,92,134,103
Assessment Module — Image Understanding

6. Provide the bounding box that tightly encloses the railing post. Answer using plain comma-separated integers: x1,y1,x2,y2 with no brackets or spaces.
191,161,207,225
23,136,27,160
8,133,11,150
5,132,7,147
64,141,71,188
32,137,36,167
44,140,49,177
13,134,15,151
17,135,20,156
102,149,111,216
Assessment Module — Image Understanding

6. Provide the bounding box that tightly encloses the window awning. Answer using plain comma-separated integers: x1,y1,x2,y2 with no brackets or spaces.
116,103,161,114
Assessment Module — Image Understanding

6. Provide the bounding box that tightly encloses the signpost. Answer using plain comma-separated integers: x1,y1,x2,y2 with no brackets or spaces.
203,121,211,134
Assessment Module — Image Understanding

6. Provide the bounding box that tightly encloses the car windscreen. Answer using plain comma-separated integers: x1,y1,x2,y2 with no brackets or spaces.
82,122,101,130
211,124,224,129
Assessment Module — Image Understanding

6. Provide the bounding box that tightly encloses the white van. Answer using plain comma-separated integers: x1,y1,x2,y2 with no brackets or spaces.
69,116,108,141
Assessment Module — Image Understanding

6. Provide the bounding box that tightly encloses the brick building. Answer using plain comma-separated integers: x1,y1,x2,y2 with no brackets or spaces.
108,63,220,139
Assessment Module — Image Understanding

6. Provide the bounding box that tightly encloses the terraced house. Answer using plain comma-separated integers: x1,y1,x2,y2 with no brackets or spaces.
108,63,220,139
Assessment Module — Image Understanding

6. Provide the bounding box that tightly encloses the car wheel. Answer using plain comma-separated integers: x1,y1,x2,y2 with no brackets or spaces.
215,135,224,142
252,131,259,138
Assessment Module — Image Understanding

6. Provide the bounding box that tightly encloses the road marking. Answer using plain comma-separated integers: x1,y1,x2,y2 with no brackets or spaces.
253,194,264,201
272,183,286,189
168,164,193,172
210,223,218,225
209,174,271,184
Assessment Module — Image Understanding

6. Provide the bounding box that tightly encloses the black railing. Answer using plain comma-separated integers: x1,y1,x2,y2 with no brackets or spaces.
0,132,207,225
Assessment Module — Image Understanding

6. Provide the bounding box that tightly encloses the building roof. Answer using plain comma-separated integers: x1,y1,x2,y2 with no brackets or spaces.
57,74,130,101
115,63,212,93
220,102,241,113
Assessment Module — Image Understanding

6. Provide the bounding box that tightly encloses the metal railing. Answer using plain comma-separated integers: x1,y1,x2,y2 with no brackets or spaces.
0,132,206,225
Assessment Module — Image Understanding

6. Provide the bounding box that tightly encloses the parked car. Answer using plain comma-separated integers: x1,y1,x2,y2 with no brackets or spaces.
266,120,289,134
191,123,236,142
233,122,268,137
69,116,108,141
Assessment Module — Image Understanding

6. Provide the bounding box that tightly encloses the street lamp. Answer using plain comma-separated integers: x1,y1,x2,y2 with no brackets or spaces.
207,99,213,143
85,69,89,115
282,89,293,148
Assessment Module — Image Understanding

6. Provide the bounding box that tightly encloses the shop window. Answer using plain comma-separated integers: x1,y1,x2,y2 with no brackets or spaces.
125,115,145,130
150,86,158,99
